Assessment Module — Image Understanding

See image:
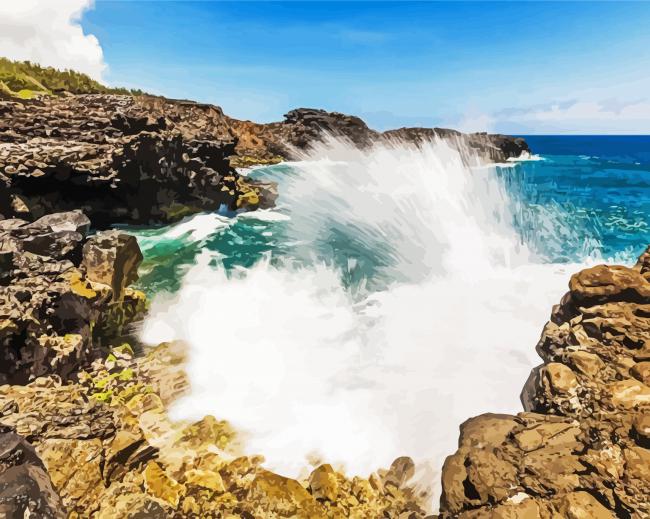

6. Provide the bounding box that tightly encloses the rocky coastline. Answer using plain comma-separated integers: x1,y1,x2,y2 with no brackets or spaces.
1,93,528,229
2,79,648,518
439,249,650,518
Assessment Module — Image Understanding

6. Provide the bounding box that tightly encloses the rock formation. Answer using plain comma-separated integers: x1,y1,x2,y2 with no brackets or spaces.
0,95,277,227
227,108,530,166
0,427,65,517
439,247,650,518
0,210,146,383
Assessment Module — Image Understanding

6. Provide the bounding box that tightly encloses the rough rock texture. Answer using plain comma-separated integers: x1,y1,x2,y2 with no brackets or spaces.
0,341,430,518
0,95,277,226
227,108,530,166
0,211,146,383
439,246,650,518
0,427,65,518
1,94,527,223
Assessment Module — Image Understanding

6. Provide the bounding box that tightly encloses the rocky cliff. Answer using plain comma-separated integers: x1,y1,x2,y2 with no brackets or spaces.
439,248,650,518
0,95,277,227
228,108,530,167
1,93,528,229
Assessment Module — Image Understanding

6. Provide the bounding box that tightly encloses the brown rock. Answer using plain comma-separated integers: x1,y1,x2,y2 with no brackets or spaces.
569,264,650,306
82,230,142,300
185,468,225,493
249,469,326,518
309,464,339,501
545,362,579,394
631,361,650,385
143,461,185,508
557,491,615,518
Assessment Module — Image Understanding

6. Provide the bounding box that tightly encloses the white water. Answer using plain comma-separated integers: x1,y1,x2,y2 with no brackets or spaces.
141,137,585,509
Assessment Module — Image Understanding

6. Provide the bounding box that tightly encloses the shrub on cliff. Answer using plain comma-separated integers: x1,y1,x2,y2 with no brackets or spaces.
0,57,144,99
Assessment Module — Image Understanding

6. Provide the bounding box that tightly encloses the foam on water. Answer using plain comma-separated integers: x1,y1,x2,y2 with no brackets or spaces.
140,136,593,509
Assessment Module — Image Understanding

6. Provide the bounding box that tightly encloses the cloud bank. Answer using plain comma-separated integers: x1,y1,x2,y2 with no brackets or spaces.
445,98,650,135
0,0,106,81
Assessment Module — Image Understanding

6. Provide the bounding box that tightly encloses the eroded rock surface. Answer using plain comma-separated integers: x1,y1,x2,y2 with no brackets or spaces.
0,427,65,518
0,211,146,383
0,341,430,518
0,95,277,226
228,107,530,166
439,246,650,518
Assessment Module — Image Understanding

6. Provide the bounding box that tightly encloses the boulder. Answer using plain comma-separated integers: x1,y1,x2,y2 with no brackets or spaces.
0,430,65,518
21,230,84,261
29,210,91,236
82,230,143,301
308,464,339,502
439,247,650,518
569,264,650,306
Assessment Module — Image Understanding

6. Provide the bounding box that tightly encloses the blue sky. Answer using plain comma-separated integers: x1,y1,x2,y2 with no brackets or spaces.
4,1,650,133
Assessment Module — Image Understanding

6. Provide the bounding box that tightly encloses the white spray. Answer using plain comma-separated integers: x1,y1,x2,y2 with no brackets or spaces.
141,136,586,508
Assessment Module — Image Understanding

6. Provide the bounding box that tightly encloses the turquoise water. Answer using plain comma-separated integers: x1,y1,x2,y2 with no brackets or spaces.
130,136,650,295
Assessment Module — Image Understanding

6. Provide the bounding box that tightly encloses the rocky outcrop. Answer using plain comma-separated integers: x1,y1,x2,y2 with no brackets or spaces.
0,210,146,383
0,427,65,518
382,127,530,164
0,93,527,223
0,340,429,518
227,108,530,166
439,246,650,518
0,95,277,227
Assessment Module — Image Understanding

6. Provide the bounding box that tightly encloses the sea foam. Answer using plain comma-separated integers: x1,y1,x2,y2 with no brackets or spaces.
141,136,586,509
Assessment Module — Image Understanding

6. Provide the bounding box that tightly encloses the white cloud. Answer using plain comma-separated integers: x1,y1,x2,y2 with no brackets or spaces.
0,0,106,81
493,99,650,134
453,112,495,134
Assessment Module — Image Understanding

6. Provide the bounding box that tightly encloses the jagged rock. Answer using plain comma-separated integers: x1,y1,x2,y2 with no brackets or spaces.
0,430,65,518
0,212,145,382
558,492,615,518
82,230,142,301
29,210,91,236
0,95,276,226
309,464,339,502
185,468,225,493
249,469,326,518
227,107,530,166
143,461,185,508
440,248,650,518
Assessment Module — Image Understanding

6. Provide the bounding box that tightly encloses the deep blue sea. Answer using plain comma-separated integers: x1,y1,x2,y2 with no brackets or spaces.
131,135,650,295
509,135,649,261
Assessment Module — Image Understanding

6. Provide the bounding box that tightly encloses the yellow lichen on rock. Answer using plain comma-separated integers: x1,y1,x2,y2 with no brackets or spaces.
144,461,186,508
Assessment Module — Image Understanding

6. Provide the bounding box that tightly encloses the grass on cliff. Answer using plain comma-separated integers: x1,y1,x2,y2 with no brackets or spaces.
0,57,145,99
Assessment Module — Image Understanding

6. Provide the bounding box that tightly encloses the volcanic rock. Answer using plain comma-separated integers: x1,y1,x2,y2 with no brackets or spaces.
0,95,276,226
0,429,65,518
228,107,530,166
439,249,650,518
0,211,146,383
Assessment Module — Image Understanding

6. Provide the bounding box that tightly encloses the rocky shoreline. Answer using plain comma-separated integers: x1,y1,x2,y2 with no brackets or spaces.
0,93,528,228
439,249,650,518
2,221,648,517
2,87,648,517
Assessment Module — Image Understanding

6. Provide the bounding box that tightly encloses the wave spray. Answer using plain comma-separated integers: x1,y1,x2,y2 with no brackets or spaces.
141,136,585,507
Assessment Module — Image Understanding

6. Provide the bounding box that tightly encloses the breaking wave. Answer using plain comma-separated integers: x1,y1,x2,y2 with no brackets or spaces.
140,136,594,508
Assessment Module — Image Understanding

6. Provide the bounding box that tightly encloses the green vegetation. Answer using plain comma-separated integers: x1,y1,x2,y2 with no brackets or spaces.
0,57,145,99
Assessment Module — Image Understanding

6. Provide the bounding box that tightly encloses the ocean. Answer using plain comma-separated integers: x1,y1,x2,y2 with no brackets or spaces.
133,135,650,295
130,134,650,504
